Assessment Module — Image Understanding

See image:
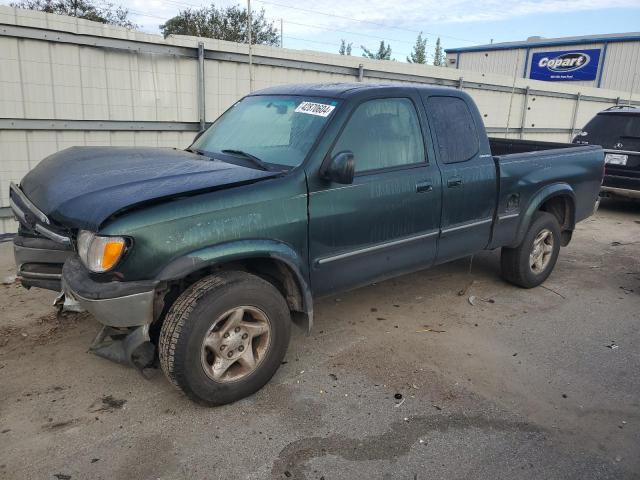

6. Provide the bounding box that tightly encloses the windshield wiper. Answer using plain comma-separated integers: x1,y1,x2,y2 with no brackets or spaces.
221,149,271,171
185,147,207,156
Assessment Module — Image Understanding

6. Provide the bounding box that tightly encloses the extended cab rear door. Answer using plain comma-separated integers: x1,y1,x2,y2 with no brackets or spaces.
421,93,496,263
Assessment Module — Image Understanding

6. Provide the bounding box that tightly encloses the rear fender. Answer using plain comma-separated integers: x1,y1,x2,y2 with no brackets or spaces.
512,183,576,247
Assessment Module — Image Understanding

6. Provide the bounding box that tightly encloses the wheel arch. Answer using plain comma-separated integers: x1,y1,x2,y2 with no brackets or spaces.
514,183,576,247
154,240,313,333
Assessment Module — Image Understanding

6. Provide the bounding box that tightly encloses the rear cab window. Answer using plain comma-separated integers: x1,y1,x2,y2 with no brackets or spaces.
427,96,480,164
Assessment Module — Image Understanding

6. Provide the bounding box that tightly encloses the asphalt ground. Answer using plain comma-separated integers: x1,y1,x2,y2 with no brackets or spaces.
0,198,638,480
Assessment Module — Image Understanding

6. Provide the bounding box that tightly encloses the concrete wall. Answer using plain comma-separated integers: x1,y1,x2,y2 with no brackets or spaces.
1,5,639,234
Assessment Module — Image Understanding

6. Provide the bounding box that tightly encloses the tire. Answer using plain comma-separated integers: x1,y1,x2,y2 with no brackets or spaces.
159,271,291,406
500,211,561,288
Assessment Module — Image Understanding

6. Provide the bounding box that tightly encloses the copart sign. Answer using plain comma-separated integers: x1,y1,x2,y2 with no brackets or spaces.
529,49,601,81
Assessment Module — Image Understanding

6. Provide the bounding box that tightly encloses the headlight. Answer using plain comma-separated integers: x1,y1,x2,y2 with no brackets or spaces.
77,230,127,272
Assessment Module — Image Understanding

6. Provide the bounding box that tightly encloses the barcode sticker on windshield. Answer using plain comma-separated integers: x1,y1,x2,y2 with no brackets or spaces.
295,102,335,117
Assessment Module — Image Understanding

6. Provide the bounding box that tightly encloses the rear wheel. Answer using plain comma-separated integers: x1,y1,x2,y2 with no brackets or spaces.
501,211,561,288
159,271,291,406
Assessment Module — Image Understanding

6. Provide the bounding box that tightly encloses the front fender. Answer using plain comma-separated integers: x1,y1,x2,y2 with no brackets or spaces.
155,239,313,331
512,183,576,247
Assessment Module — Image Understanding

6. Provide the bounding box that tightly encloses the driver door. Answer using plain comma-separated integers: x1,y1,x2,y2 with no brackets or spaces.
308,96,442,296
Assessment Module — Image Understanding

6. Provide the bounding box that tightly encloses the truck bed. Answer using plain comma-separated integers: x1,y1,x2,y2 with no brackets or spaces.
488,143,604,249
489,137,577,156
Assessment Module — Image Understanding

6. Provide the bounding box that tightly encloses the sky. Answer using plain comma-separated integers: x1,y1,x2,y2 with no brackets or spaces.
5,0,640,61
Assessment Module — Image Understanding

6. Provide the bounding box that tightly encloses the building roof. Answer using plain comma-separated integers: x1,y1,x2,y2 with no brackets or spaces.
446,31,640,54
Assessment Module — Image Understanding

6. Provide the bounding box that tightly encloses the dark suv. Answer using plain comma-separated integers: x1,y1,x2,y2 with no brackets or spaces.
574,106,640,199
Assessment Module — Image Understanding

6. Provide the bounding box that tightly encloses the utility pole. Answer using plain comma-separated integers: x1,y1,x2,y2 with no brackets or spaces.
280,18,283,48
247,0,253,92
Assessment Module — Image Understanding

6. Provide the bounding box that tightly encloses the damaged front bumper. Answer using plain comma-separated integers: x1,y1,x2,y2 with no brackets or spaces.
61,256,160,369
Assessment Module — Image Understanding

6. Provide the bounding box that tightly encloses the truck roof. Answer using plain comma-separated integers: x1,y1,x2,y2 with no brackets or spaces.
251,82,460,99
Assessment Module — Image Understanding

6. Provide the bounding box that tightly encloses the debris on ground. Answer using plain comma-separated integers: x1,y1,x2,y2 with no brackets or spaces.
394,393,403,400
1,275,16,285
458,279,476,297
619,286,634,294
468,295,495,306
610,241,638,247
540,285,566,299
606,342,619,350
416,328,446,333
89,395,127,413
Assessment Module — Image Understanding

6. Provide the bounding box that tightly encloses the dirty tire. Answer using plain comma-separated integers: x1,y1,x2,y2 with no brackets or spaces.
159,271,291,406
500,211,561,288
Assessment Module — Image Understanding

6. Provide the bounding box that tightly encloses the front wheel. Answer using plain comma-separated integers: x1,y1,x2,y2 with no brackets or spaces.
159,271,291,406
500,211,561,288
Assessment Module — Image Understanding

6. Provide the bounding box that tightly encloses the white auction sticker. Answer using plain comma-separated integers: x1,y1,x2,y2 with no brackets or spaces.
294,102,335,117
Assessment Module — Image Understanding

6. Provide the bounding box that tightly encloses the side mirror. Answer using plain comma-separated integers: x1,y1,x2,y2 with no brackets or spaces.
323,151,354,184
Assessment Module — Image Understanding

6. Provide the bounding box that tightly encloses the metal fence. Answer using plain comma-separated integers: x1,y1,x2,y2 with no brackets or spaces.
1,5,638,233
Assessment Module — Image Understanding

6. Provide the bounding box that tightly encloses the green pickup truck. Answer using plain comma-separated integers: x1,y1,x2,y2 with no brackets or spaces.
10,83,604,405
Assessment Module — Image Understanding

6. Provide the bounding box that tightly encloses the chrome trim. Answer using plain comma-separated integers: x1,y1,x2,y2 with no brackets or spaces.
10,182,49,225
603,149,639,156
498,212,520,221
316,230,439,265
35,224,72,245
19,270,62,280
441,218,493,234
9,196,27,224
13,243,73,268
601,186,640,199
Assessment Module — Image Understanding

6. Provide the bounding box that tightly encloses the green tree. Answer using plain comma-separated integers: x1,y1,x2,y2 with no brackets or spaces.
361,41,392,60
10,0,137,28
433,37,445,66
160,4,279,46
407,32,427,64
339,39,352,55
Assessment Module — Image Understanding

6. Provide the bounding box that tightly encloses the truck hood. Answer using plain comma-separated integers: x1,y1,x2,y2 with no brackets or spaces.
19,146,280,230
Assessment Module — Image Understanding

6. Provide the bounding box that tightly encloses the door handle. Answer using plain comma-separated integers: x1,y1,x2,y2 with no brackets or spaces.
416,182,433,193
447,177,463,188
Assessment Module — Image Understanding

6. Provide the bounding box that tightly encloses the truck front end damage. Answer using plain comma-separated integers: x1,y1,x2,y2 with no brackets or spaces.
11,181,159,370
10,182,74,291
61,256,160,370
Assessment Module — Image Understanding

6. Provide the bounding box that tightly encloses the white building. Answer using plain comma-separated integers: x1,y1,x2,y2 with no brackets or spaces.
446,32,640,93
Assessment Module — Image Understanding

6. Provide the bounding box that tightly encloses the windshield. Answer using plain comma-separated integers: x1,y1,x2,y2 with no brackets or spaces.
192,95,339,169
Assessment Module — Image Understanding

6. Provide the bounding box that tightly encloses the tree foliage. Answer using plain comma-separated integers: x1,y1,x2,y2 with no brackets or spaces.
339,39,352,55
10,0,137,28
160,4,279,45
433,37,445,66
361,41,392,60
407,32,427,64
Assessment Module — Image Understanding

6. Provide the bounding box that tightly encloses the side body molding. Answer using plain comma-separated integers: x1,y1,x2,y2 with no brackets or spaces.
155,239,313,332
512,183,576,247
